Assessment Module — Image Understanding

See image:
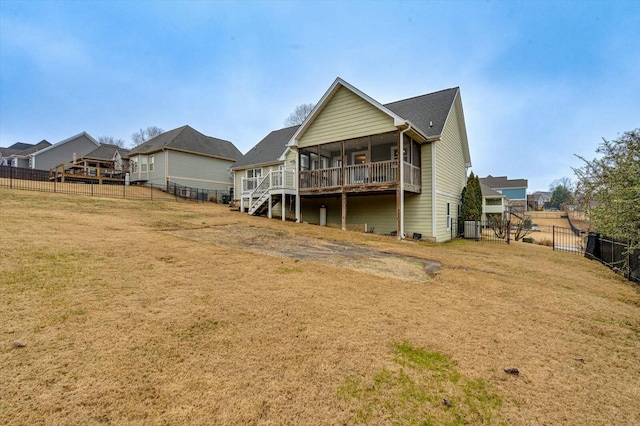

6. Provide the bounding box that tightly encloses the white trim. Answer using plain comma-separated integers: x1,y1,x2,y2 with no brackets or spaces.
436,189,462,200
431,143,437,239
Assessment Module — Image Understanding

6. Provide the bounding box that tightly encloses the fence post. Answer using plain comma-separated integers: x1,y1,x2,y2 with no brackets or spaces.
552,226,555,250
151,184,153,201
506,220,511,244
9,163,12,189
91,179,94,197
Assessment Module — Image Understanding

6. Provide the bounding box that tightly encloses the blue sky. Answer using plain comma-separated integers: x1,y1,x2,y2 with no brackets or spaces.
1,0,638,192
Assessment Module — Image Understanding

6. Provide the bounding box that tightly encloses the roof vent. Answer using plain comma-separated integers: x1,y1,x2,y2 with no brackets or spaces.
429,121,433,127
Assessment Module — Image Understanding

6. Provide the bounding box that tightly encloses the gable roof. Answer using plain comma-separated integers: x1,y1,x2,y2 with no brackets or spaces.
232,125,300,170
384,87,459,139
480,175,528,189
80,144,131,161
31,132,99,158
127,125,241,161
288,78,415,147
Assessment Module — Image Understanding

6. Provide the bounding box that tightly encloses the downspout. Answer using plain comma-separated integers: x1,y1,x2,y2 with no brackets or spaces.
398,123,412,240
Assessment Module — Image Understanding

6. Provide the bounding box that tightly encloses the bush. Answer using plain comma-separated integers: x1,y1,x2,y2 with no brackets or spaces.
209,195,218,203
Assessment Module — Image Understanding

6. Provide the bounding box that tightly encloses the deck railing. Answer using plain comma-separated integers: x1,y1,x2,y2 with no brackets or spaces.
299,160,420,191
242,170,296,194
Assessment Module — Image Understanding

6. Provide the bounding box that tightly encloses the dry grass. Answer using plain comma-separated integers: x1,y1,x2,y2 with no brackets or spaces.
1,188,639,425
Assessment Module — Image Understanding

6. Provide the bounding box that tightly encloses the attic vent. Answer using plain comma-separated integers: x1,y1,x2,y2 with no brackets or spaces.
429,121,433,128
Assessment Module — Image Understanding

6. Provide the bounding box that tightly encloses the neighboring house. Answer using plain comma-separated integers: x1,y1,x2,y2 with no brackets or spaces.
481,183,508,221
528,191,551,210
231,125,299,219
479,175,528,212
74,144,131,172
27,132,99,171
53,143,132,183
2,140,51,167
234,77,471,242
127,125,242,192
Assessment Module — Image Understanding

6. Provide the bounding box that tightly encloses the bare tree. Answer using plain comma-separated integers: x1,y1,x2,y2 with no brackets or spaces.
98,135,127,148
284,104,315,126
131,126,164,146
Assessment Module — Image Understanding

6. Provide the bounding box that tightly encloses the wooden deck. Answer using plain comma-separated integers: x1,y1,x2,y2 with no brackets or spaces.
51,163,126,184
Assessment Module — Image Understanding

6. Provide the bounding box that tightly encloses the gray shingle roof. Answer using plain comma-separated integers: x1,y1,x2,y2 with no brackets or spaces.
0,147,21,157
80,144,131,161
10,141,53,157
384,87,459,138
231,125,300,170
481,183,505,198
8,142,35,151
480,175,528,189
127,125,241,161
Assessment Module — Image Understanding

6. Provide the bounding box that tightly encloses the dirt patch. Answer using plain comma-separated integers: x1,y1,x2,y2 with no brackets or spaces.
167,225,441,282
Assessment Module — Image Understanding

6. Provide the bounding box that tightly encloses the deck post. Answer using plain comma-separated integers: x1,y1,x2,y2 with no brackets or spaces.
282,190,286,221
341,190,347,231
268,194,272,219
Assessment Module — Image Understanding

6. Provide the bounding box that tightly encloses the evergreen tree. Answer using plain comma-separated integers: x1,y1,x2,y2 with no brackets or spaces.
460,172,483,221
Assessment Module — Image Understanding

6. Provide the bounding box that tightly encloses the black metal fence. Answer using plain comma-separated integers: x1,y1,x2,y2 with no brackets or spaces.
552,226,587,254
166,181,230,204
585,233,639,283
453,219,511,243
0,164,228,203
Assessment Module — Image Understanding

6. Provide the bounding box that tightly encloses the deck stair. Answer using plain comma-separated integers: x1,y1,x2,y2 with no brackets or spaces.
245,170,296,216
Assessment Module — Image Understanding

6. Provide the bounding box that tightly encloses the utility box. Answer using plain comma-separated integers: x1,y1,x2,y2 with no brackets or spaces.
464,220,479,239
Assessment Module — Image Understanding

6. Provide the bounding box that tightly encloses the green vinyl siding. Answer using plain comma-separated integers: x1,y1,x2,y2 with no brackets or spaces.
404,142,433,238
301,194,397,234
167,150,233,191
434,96,467,242
144,151,166,187
298,86,396,148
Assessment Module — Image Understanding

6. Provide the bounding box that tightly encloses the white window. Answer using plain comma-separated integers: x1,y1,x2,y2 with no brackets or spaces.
140,156,148,172
149,155,154,172
247,168,261,179
446,202,451,230
131,158,138,173
246,168,261,190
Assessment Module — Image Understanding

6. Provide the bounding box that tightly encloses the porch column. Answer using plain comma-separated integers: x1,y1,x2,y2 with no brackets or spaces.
268,194,273,219
341,190,347,231
295,195,301,222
